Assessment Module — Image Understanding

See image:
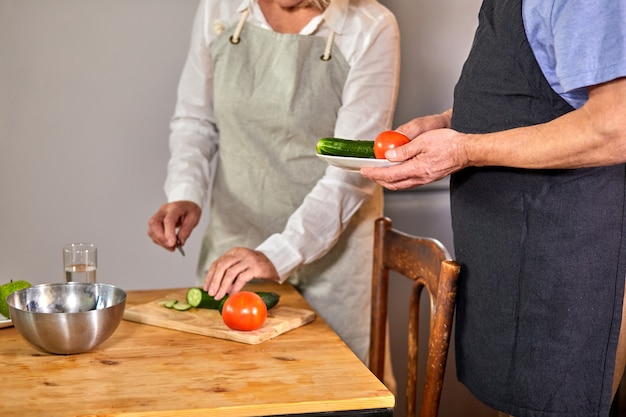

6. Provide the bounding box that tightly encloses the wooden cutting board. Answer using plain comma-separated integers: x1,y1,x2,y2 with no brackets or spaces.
122,289,316,345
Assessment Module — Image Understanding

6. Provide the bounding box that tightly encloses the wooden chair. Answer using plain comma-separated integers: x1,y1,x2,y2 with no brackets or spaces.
369,217,461,417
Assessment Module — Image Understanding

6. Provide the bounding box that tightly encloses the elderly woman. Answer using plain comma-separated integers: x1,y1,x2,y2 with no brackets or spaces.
148,0,400,389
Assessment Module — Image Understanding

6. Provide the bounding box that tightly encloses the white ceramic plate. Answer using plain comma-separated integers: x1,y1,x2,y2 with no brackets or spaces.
316,154,400,172
0,313,12,329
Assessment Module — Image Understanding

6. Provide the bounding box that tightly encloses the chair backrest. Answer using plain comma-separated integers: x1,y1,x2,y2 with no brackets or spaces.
369,217,460,417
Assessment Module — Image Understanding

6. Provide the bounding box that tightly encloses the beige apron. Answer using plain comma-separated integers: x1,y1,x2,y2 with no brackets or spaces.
197,16,384,367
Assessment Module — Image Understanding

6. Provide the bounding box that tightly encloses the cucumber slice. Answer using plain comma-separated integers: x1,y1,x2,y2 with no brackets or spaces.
161,299,178,309
173,302,192,311
186,288,204,308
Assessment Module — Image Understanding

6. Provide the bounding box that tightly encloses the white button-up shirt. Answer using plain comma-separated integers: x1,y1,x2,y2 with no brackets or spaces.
165,0,400,281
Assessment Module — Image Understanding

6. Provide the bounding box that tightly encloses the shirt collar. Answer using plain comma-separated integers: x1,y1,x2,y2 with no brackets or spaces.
322,0,349,35
236,0,251,13
235,0,349,35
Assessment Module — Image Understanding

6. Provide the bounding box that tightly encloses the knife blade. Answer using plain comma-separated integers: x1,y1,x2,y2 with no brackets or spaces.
175,238,185,257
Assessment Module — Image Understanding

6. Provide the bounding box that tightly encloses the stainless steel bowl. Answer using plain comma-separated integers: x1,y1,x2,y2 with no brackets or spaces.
7,282,126,354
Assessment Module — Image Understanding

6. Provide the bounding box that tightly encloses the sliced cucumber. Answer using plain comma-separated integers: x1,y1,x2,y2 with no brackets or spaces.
186,287,222,309
172,302,192,311
161,299,178,309
162,289,281,313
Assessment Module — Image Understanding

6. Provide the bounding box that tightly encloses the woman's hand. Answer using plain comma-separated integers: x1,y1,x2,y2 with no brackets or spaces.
203,247,280,300
147,201,201,251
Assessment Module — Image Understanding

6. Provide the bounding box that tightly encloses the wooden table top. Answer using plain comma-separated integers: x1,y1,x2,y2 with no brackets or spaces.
0,282,394,416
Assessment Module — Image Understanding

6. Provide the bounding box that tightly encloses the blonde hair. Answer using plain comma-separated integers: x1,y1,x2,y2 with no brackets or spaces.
307,0,331,10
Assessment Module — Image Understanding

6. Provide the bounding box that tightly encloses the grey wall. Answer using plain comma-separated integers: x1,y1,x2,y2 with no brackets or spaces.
381,0,481,127
0,0,203,289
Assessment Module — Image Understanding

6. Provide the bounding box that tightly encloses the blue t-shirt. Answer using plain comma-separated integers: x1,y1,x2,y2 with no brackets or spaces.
523,0,626,109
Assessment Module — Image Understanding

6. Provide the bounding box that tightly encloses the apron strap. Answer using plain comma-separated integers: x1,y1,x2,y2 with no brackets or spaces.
230,8,250,44
230,7,336,62
321,30,335,61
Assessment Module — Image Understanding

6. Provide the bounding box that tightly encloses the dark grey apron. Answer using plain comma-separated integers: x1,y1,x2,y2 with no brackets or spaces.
197,15,383,364
450,0,626,416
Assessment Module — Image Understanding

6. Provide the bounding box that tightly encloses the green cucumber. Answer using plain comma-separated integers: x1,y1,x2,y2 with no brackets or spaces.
186,287,222,309
218,297,229,315
177,288,281,313
316,138,375,159
218,291,281,314
256,291,280,310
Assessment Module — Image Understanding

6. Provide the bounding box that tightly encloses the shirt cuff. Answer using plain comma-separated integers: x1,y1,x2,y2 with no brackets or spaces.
166,183,206,208
256,234,303,284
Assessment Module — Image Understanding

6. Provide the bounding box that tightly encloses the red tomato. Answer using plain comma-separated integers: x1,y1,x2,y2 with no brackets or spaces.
373,130,410,159
221,292,267,331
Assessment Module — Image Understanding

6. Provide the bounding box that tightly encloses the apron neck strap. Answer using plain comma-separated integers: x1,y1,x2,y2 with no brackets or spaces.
230,7,336,61
321,30,335,61
230,8,250,44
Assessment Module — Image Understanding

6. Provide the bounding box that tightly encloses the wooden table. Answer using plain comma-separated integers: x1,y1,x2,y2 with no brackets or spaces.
0,282,394,416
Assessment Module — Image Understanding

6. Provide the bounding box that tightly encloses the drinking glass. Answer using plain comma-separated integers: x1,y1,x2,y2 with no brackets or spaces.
63,243,97,283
